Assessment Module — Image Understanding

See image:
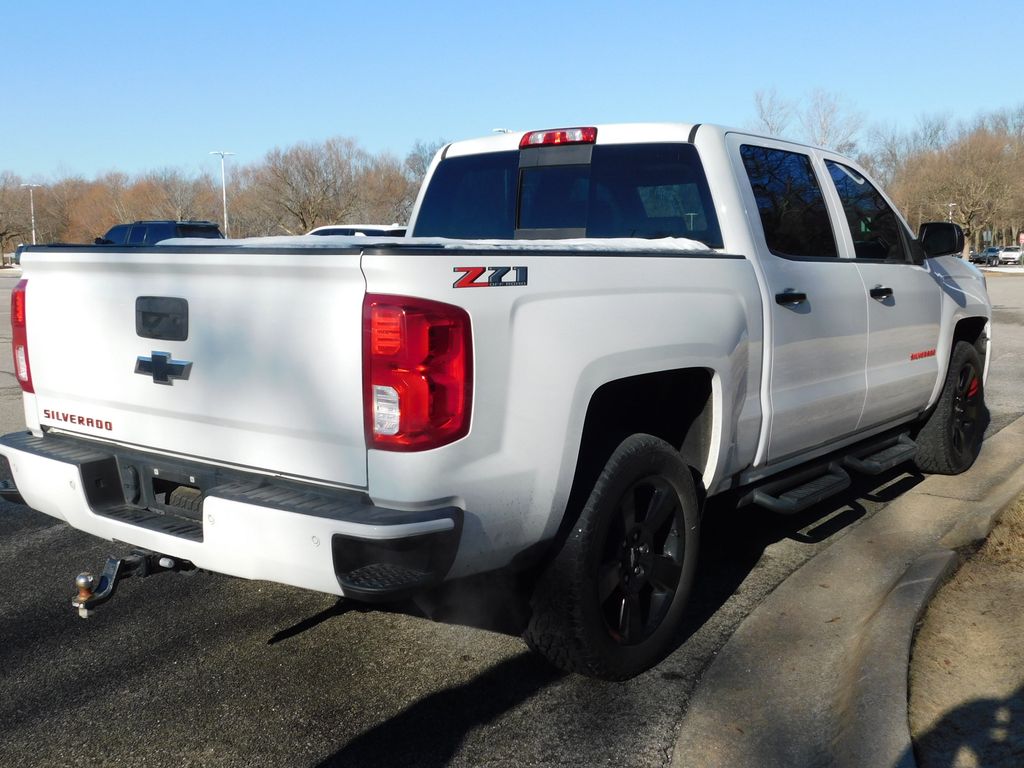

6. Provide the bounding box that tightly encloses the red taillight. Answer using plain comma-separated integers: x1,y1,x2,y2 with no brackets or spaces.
519,126,598,148
11,279,33,393
363,294,472,451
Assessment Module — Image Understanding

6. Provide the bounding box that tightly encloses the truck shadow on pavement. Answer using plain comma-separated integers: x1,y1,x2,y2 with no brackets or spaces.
907,683,1024,767
314,652,565,768
293,467,928,768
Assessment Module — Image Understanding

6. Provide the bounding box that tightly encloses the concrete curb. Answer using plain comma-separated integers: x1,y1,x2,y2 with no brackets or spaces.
672,413,1024,768
834,549,957,768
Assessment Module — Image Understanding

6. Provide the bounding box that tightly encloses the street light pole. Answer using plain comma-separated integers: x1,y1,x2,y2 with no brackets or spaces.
209,151,235,238
20,183,42,244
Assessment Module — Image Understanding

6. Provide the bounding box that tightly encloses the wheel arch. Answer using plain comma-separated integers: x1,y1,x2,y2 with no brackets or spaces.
553,368,714,549
951,315,988,367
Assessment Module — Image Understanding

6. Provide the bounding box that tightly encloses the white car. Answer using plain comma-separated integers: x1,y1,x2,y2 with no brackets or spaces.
998,245,1022,265
306,224,406,236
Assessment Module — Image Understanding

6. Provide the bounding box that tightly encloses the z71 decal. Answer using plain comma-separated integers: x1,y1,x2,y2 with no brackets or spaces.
453,266,528,289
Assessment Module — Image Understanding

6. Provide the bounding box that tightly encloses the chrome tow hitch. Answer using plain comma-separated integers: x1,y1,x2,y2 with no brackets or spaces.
72,551,193,618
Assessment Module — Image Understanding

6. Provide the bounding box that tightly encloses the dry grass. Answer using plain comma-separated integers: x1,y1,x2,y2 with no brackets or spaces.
909,496,1024,767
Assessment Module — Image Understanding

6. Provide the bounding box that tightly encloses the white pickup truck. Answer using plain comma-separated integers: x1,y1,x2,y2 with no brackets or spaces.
2,123,991,680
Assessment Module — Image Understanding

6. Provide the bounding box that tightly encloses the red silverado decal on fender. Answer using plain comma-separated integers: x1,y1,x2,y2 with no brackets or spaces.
910,349,936,361
453,266,528,288
42,409,114,431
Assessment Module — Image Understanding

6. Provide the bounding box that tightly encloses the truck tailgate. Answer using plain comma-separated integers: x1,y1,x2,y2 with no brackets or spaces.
21,246,368,487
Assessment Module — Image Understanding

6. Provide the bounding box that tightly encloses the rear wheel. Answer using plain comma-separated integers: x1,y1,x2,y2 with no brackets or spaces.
914,340,985,474
524,434,700,680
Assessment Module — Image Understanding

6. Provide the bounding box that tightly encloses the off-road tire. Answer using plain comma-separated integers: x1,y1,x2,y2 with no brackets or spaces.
524,434,700,681
914,340,985,474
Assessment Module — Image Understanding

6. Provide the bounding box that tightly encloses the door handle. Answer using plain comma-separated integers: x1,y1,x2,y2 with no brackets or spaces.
870,286,894,301
775,291,807,306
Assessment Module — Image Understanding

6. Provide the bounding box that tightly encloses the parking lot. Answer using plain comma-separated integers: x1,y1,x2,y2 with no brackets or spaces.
2,270,1023,768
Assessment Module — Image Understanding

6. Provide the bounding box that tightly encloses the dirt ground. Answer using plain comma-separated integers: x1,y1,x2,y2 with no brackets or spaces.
909,495,1024,767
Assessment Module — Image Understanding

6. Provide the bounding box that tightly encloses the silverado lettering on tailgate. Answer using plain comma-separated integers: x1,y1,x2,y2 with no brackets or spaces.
42,410,114,431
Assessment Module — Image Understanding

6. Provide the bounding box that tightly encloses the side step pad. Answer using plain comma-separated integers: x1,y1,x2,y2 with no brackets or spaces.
752,463,851,515
844,435,917,475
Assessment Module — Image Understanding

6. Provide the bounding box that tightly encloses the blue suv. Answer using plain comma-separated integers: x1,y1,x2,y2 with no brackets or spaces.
96,220,224,245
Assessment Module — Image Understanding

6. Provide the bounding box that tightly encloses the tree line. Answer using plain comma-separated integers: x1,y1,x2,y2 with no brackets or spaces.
751,91,1024,252
0,138,443,253
3,96,1023,254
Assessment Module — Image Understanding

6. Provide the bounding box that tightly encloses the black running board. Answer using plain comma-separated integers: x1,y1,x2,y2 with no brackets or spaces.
746,433,918,514
752,462,851,515
844,434,917,475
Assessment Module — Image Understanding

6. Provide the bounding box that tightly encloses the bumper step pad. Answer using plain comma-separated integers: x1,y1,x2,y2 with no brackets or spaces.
342,563,434,593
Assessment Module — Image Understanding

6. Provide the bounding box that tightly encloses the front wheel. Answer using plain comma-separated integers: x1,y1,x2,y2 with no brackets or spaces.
524,434,700,680
914,340,986,474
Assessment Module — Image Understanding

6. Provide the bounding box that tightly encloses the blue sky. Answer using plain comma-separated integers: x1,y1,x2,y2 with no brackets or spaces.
4,0,1017,180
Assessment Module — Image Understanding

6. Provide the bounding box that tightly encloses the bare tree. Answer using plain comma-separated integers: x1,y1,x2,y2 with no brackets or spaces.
404,139,447,185
39,176,88,243
799,89,863,154
0,172,29,255
133,169,219,222
751,89,795,137
892,126,1016,250
353,154,417,224
397,138,447,222
257,137,365,233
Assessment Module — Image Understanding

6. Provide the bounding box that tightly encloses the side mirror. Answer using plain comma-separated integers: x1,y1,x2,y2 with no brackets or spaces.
918,222,964,258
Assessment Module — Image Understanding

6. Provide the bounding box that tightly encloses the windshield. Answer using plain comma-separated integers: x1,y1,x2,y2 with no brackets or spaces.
413,143,723,247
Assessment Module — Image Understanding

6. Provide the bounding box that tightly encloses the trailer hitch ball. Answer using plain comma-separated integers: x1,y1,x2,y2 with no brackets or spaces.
69,552,194,619
74,572,97,618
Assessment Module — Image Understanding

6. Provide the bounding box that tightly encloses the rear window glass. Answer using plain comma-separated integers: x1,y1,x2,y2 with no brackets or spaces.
177,224,223,239
312,228,362,236
144,223,178,243
413,152,518,238
103,224,130,244
518,165,590,230
413,143,723,247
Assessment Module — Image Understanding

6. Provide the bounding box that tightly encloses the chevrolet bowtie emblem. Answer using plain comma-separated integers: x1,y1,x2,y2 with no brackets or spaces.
135,351,192,385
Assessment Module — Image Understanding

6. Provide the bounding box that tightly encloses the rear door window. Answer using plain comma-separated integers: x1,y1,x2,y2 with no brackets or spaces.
127,225,148,245
740,144,838,259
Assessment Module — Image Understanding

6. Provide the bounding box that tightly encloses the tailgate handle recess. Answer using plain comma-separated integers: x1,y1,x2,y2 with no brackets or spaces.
136,297,188,341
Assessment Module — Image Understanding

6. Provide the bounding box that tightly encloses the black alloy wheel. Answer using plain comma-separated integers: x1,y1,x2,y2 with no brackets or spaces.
598,475,685,646
950,358,981,458
524,434,700,680
915,340,987,475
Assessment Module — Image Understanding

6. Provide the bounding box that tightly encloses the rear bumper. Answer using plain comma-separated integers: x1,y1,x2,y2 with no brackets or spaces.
0,431,462,601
